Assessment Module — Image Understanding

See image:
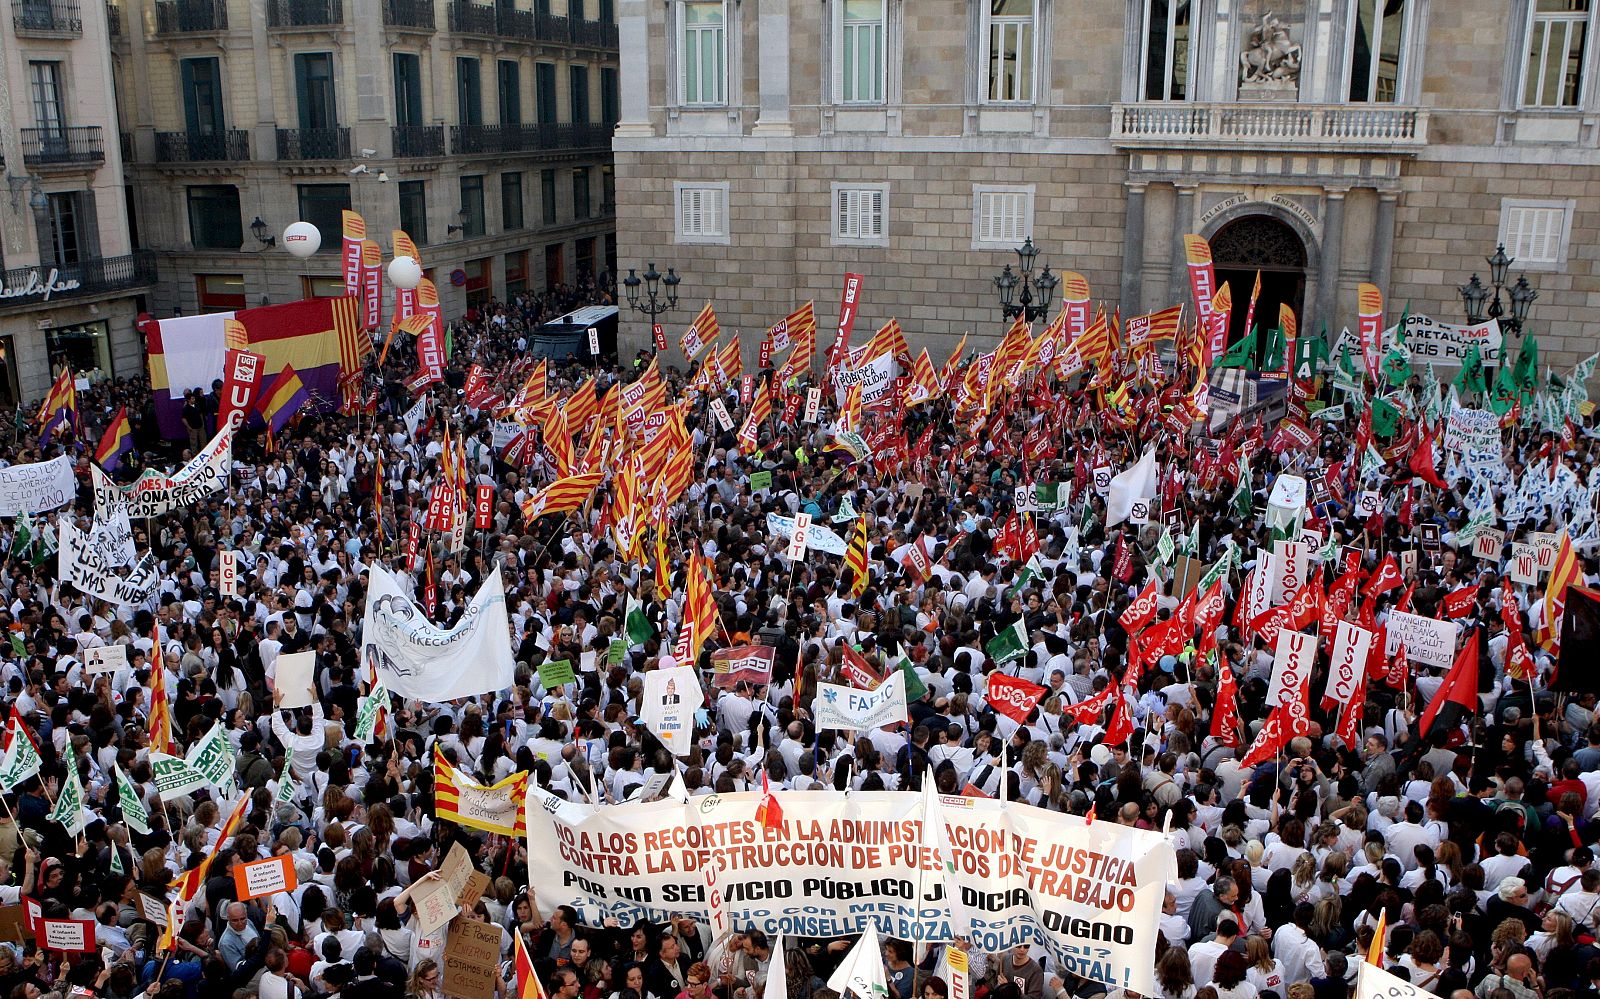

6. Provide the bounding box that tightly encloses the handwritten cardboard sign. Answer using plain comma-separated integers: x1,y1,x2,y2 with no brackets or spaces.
233,855,296,901
442,918,503,999
411,876,461,937
36,917,94,952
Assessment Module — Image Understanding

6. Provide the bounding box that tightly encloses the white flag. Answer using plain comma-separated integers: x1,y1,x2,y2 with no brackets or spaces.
764,936,788,999
827,924,890,999
1106,448,1158,527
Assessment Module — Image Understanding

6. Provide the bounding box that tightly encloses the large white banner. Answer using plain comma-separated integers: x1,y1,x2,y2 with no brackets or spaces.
86,503,136,567
360,563,515,700
526,788,1176,997
1385,610,1459,669
1269,540,1308,606
766,513,848,556
57,519,160,606
1356,958,1432,999
91,424,233,518
814,672,907,731
1445,402,1502,469
0,456,76,517
1333,313,1503,367
640,665,698,757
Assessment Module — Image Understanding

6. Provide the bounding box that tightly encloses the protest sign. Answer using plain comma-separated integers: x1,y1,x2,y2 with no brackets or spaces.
711,645,776,689
274,651,316,709
85,644,127,675
766,513,847,556
538,658,575,690
411,876,460,936
641,665,697,756
57,520,161,606
90,423,233,518
1533,532,1561,572
442,917,503,999
36,918,94,952
1334,313,1503,367
137,894,168,927
1509,543,1539,584
456,870,491,909
361,564,515,701
1324,621,1375,705
1385,610,1459,668
85,503,136,567
1266,630,1317,708
749,471,772,492
1269,541,1308,606
526,786,1176,997
1356,957,1432,999
233,856,296,900
0,456,75,516
1445,404,1501,464
219,550,238,597
814,672,908,731
1472,529,1505,559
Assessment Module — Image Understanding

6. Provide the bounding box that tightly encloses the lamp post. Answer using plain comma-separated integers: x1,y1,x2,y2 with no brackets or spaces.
1459,242,1538,337
622,262,681,350
994,237,1057,323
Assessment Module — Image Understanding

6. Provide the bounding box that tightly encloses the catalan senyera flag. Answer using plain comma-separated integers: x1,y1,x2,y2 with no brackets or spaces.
674,554,718,665
1538,531,1583,653
169,791,249,910
434,744,530,836
737,378,772,450
841,383,864,431
772,301,817,352
776,308,817,386
865,318,910,364
564,380,600,439
681,302,719,359
904,349,942,407
939,333,969,392
1279,302,1298,370
1126,304,1183,354
713,338,742,389
543,405,575,477
846,516,870,599
515,928,545,999
94,406,134,473
148,635,173,756
254,363,311,436
520,472,604,521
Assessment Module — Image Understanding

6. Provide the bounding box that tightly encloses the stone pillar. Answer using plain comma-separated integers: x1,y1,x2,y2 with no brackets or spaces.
1171,184,1197,305
615,0,652,137
752,0,792,135
1372,190,1398,297
1120,182,1147,315
1316,188,1347,335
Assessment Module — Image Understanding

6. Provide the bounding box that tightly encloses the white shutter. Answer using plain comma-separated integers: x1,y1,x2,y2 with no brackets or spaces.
866,189,883,238
1504,204,1565,264
680,188,699,236
704,188,722,235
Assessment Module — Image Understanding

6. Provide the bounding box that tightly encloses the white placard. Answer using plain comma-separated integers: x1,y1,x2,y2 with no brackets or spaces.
1385,610,1459,669
1509,542,1539,584
1356,491,1381,517
1093,466,1112,496
587,327,600,355
788,513,811,561
804,388,822,423
1270,541,1309,606
0,455,76,517
1129,499,1150,525
708,397,734,431
1324,621,1375,705
1533,532,1560,573
219,550,238,598
85,644,127,675
1266,629,1318,708
274,651,316,709
1472,528,1506,559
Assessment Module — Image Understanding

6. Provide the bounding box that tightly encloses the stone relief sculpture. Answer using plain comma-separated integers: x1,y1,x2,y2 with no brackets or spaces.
1239,10,1302,85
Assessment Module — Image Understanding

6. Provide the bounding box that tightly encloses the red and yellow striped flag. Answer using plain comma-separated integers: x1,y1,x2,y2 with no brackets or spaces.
673,555,718,665
434,745,529,836
681,303,719,359
1538,531,1583,653
905,348,942,407
515,927,545,999
654,532,672,601
148,628,173,755
520,473,604,521
543,405,575,478
865,318,909,363
846,517,870,599
737,379,772,450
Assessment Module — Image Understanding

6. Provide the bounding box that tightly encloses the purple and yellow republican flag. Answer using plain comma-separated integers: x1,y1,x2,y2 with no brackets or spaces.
94,406,133,472
253,364,311,435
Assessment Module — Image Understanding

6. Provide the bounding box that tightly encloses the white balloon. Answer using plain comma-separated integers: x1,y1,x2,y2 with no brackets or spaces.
282,221,321,258
387,255,423,291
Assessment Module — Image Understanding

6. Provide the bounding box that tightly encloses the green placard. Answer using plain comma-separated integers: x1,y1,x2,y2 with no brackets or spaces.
538,658,575,689
607,638,627,666
749,471,772,492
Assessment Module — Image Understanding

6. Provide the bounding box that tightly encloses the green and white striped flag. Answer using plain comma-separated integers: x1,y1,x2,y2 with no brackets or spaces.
0,725,40,791
1009,552,1045,596
625,593,653,646
115,763,149,835
49,762,85,837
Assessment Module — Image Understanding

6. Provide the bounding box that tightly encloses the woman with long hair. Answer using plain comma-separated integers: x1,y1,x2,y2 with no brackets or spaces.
1243,936,1284,998
1155,945,1196,999
407,958,445,999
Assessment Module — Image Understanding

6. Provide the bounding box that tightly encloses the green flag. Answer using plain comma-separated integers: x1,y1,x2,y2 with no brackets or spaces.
149,753,209,802
49,762,84,836
1009,552,1045,596
1455,344,1488,395
1262,325,1287,372
274,754,296,806
1370,396,1401,437
985,619,1029,666
0,724,40,790
538,658,576,689
8,519,31,560
184,721,235,789
1232,458,1253,520
1216,329,1258,370
1199,540,1237,591
115,763,150,835
1155,528,1175,567
109,845,123,875
1293,332,1327,382
625,593,653,646
1514,335,1540,390
353,685,388,744
897,657,927,702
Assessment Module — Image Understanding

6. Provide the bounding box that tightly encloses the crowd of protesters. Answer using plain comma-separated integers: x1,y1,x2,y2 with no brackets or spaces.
0,283,1593,999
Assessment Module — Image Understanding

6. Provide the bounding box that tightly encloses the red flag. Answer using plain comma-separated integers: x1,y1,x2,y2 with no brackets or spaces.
1119,581,1161,634
1105,685,1135,746
1442,584,1479,619
755,771,784,833
987,674,1047,724
1363,555,1402,600
1213,657,1243,748
1383,641,1409,689
1065,683,1116,725
1410,421,1448,489
1239,699,1311,768
1334,656,1369,753
1418,632,1480,739
1112,535,1134,582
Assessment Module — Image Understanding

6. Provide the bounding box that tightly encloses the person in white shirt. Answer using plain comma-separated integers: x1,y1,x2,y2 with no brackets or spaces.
270,690,326,781
1271,904,1326,985
1189,918,1239,986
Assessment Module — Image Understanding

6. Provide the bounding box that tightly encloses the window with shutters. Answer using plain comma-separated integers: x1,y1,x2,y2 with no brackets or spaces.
674,182,730,245
1498,198,1574,270
971,185,1034,249
831,184,888,246
1521,0,1593,108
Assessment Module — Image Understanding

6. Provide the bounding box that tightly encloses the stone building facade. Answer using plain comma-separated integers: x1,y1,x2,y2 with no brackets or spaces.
615,0,1600,373
0,0,150,404
110,0,618,319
